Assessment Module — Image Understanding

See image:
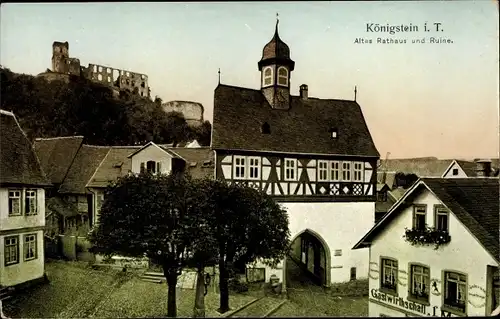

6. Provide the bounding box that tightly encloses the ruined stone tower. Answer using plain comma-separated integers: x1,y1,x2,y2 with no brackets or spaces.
52,42,70,74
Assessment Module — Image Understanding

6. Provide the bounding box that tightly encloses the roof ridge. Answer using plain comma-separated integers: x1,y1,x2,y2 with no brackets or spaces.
0,109,15,116
82,144,112,149
35,136,85,141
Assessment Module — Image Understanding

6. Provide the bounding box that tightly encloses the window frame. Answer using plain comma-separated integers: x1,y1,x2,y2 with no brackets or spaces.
8,189,22,216
318,160,329,182
342,162,351,181
247,156,261,180
353,162,364,182
442,270,468,315
233,155,246,180
380,256,398,294
24,233,37,261
284,158,298,181
452,168,459,176
412,205,427,231
277,66,289,86
434,205,450,233
263,66,273,87
4,235,19,266
408,263,431,304
25,189,38,216
330,161,340,181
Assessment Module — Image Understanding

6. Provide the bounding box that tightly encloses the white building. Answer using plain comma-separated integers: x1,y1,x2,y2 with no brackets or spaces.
353,177,499,317
442,159,499,179
0,110,51,288
211,20,379,288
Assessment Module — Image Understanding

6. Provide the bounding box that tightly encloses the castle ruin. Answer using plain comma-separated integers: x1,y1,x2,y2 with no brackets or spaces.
51,41,150,98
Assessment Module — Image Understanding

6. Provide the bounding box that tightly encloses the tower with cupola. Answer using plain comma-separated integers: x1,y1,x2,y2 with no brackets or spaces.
258,18,295,110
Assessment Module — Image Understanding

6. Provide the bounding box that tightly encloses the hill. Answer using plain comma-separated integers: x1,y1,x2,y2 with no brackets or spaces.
0,67,211,146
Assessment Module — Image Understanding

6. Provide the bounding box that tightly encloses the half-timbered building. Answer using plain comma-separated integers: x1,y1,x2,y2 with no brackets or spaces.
211,20,380,289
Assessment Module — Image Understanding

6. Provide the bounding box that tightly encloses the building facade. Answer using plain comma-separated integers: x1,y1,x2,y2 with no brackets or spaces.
353,178,499,317
211,20,380,287
0,110,51,288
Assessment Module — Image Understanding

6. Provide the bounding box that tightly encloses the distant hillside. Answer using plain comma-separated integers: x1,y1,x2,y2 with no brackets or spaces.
0,67,211,146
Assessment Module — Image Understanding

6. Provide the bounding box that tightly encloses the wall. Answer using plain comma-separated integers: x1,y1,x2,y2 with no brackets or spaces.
0,230,45,286
255,202,374,285
87,64,149,98
0,188,45,231
368,189,498,317
130,144,173,174
162,101,204,127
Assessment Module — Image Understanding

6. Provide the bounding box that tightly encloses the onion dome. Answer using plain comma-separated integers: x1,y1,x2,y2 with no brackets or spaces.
258,19,295,71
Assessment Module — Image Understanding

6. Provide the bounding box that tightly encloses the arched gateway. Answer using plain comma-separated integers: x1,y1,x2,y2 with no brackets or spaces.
283,228,331,292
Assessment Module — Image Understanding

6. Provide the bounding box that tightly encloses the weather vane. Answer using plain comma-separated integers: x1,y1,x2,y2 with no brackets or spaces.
354,85,358,101
218,68,221,84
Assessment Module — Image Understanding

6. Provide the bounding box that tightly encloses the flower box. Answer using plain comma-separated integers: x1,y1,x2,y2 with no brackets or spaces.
403,226,451,249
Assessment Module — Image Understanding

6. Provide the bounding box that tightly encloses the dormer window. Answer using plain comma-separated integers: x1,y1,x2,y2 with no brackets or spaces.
263,67,273,86
262,122,271,134
277,66,288,86
330,128,338,139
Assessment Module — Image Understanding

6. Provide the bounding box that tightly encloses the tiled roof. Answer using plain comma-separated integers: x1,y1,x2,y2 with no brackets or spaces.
455,160,478,176
0,110,51,187
212,84,379,157
58,145,110,194
86,146,140,188
33,136,84,185
167,147,214,180
379,158,452,177
354,178,500,262
46,196,80,218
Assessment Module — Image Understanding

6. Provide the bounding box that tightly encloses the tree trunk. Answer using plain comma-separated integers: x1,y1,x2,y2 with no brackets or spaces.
193,267,206,318
164,268,178,318
218,257,230,313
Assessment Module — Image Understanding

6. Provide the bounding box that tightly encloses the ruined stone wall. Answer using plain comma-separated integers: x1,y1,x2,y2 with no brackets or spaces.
86,63,149,98
50,41,150,98
162,101,204,127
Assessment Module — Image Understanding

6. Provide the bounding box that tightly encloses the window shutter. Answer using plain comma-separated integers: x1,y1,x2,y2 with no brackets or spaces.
157,162,162,173
140,162,145,172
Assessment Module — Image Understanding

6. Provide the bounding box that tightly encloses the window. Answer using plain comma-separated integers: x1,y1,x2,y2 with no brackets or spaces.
452,168,459,176
350,267,357,281
263,67,273,86
234,156,246,179
435,207,449,232
409,264,430,301
334,249,342,256
4,236,19,266
353,162,363,181
318,161,328,181
342,162,351,181
277,67,288,86
413,205,426,230
248,157,260,180
331,129,338,139
381,258,398,293
377,191,387,202
25,190,37,215
144,161,161,174
24,234,37,261
330,161,340,181
284,158,297,181
444,272,467,313
261,122,271,134
8,190,21,216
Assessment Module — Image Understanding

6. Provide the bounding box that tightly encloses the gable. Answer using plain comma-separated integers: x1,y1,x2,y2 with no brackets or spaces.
130,143,175,174
442,160,469,178
354,178,499,262
212,84,379,157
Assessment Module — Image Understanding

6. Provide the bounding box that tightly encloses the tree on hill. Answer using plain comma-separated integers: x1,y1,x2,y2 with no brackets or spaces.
394,172,419,189
0,66,212,146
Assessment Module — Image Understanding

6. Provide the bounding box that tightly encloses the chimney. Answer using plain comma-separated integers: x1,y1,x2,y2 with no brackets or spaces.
300,84,308,100
475,159,492,177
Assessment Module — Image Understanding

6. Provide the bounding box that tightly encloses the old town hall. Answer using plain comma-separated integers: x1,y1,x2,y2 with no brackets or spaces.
211,18,380,290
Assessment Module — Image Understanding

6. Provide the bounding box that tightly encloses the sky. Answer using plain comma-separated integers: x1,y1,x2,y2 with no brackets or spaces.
1,2,498,159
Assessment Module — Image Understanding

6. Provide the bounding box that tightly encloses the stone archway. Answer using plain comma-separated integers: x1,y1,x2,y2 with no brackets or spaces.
282,228,331,292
